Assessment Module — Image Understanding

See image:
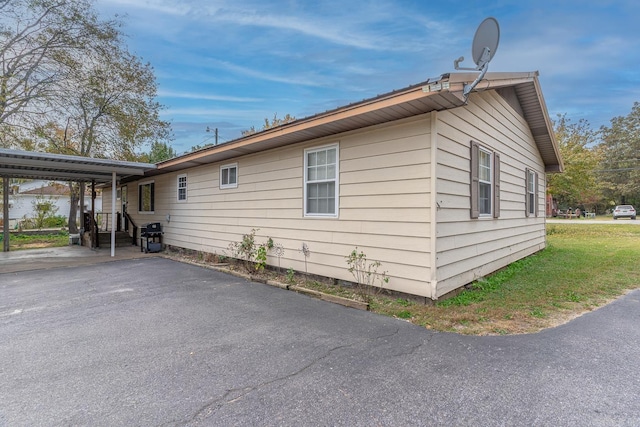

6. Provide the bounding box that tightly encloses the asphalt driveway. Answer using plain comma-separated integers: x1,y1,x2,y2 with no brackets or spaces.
1,258,639,426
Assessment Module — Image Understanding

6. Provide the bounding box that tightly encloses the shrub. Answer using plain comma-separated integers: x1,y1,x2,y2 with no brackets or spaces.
226,228,274,273
43,215,67,228
345,247,389,303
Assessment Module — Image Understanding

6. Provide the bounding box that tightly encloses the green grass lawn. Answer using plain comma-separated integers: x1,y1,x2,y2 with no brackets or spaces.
1,232,69,251
370,223,640,335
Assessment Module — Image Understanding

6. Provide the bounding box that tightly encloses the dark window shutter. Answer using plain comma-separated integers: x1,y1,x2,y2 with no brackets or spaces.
150,182,155,212
138,187,142,211
470,141,479,219
534,172,539,217
525,168,531,217
493,152,500,218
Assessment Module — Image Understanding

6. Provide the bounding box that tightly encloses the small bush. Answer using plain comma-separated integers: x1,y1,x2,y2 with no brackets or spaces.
226,229,274,273
345,247,389,303
42,215,67,228
286,268,296,284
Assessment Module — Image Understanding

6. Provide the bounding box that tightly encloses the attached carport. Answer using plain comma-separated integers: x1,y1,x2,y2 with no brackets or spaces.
1,148,156,256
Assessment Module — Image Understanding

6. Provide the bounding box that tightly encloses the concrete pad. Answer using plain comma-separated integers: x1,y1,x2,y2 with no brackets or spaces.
0,245,158,274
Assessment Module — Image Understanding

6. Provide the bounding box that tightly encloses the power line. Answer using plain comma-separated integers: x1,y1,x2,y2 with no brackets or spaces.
600,158,640,164
593,167,640,172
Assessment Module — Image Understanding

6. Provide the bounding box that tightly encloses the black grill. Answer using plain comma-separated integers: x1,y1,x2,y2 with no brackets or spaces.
141,222,162,236
140,222,163,253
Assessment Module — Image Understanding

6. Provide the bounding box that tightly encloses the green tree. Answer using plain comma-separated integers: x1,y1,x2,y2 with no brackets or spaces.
547,115,601,210
32,193,59,229
37,40,171,161
598,102,640,207
140,141,178,163
0,0,121,144
241,113,296,136
19,5,171,232
190,143,215,152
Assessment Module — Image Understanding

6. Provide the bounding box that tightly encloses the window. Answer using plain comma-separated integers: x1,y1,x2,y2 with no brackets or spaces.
478,149,492,215
138,181,154,213
470,141,500,219
220,163,238,189
177,174,187,201
526,169,538,217
304,144,338,217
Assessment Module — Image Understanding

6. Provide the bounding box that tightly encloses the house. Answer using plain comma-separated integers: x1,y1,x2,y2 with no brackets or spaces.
103,71,563,300
5,180,102,229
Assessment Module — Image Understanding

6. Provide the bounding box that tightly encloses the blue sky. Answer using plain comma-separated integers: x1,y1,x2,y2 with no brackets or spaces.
95,0,640,155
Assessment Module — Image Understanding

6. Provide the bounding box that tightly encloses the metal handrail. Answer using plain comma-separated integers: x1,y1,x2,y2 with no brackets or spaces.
123,211,137,246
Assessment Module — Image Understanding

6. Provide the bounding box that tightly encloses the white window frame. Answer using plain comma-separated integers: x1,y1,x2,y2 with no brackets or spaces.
138,180,155,214
177,174,187,202
526,169,538,217
304,143,339,218
470,140,500,219
478,148,493,217
220,163,238,189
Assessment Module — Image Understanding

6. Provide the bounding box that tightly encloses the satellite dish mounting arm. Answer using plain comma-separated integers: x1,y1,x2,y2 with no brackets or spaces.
452,17,500,101
461,47,491,98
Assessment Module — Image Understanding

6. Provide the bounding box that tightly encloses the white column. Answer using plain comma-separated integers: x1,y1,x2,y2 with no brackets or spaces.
111,172,116,257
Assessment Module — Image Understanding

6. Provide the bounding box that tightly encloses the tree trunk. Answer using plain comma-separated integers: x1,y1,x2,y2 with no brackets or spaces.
68,182,80,233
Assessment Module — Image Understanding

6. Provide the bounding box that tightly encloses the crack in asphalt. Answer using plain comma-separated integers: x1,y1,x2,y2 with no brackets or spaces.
177,327,408,426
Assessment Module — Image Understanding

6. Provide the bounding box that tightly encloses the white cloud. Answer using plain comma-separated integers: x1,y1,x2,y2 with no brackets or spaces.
158,90,263,103
162,107,265,120
99,0,196,16
207,60,332,87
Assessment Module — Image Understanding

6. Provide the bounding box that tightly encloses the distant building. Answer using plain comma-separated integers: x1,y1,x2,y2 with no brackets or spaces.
3,180,102,229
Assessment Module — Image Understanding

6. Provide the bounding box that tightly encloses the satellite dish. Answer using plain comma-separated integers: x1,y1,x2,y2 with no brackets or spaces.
472,17,500,68
453,17,500,99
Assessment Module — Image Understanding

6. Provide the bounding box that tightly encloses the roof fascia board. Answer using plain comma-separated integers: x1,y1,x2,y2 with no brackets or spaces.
158,85,443,171
447,71,539,84
531,77,564,172
154,71,561,176
447,71,563,172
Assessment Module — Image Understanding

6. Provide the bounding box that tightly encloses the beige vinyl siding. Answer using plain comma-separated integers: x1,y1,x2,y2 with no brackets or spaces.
104,115,434,297
433,90,546,297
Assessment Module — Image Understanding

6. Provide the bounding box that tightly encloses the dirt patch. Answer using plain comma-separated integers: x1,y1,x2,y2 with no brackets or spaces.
14,242,55,249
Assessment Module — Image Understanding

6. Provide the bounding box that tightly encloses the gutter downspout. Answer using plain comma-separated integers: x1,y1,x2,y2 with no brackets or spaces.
429,111,439,300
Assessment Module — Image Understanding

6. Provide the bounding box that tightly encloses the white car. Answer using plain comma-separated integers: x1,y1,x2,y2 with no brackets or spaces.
613,205,636,220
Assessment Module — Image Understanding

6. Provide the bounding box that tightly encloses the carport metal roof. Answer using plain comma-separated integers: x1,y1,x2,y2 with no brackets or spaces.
0,148,156,184
1,148,157,256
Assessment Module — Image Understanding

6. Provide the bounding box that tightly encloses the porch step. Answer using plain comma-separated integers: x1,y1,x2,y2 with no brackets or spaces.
97,231,134,247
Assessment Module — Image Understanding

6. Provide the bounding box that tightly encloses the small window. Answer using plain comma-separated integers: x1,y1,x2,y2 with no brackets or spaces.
526,169,538,217
470,141,500,219
478,149,492,216
220,163,238,189
304,144,339,217
138,181,154,213
177,174,187,201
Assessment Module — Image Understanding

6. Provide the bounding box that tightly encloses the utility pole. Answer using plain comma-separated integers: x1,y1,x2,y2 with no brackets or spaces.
206,126,219,145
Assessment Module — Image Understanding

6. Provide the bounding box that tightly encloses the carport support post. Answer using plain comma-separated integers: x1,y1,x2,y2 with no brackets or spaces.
111,172,116,257
2,176,9,252
91,180,97,249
